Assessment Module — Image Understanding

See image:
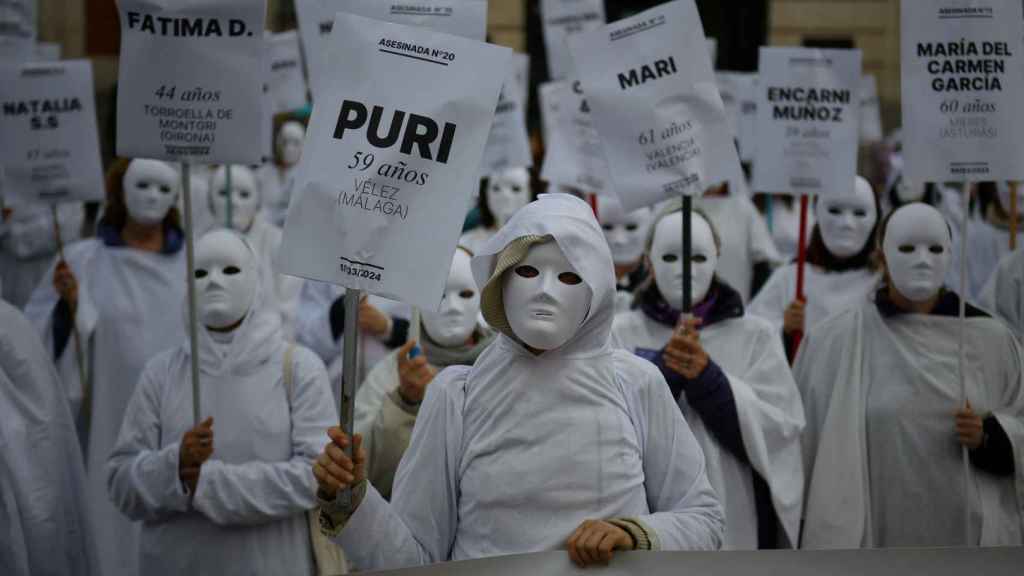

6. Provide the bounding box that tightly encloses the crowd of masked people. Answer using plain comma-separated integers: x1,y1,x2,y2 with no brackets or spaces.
2,125,1022,576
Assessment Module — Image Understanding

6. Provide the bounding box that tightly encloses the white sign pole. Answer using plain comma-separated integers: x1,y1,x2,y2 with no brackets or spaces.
180,162,202,425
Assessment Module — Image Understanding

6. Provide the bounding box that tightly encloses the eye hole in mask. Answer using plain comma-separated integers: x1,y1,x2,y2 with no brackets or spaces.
692,254,708,263
160,185,172,194
558,272,583,285
661,253,679,263
626,224,639,231
239,191,251,200
224,266,241,275
898,245,914,254
929,245,945,254
195,269,208,279
511,185,522,194
515,265,538,278
459,289,475,299
602,224,614,231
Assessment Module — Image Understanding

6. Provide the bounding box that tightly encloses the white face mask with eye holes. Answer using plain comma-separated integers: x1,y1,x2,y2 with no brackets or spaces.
123,159,180,226
502,240,592,351
883,203,952,303
194,229,258,330
650,211,718,310
277,121,306,167
816,176,878,259
210,165,260,232
601,205,652,266
486,167,531,226
422,249,480,347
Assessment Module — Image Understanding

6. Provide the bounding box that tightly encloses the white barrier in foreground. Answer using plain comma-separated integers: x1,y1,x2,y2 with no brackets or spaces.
364,547,1024,576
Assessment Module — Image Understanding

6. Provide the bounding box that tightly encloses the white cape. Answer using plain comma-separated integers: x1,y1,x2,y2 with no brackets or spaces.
611,307,805,548
22,237,187,576
748,262,880,336
0,300,99,576
797,301,1024,548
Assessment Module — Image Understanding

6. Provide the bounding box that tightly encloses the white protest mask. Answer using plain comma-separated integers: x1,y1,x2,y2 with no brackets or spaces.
123,159,179,225
211,165,261,232
195,229,258,329
816,176,878,259
502,240,591,351
883,203,952,303
276,120,306,167
486,166,531,225
422,249,480,347
650,211,718,310
600,197,651,266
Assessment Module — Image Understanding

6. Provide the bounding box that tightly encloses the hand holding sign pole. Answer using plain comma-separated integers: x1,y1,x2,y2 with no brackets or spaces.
901,0,1024,545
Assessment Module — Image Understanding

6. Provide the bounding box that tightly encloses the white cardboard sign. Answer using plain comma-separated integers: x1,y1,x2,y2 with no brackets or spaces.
859,74,883,143
267,30,308,114
900,0,1024,182
541,0,605,80
479,62,533,175
0,60,104,207
0,0,34,62
567,0,741,209
539,79,612,194
734,72,759,162
753,47,862,196
278,13,510,310
296,0,486,99
115,0,267,164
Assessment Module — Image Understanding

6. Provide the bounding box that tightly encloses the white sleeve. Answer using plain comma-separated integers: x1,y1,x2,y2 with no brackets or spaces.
106,359,191,522
295,280,341,365
335,366,469,570
191,347,337,526
617,354,725,550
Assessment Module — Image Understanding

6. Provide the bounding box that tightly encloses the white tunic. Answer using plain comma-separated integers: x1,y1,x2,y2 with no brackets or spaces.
748,262,880,336
797,301,1024,548
242,215,302,338
0,300,99,576
948,217,1011,302
106,306,336,575
697,193,781,302
23,236,186,576
611,307,805,548
980,249,1024,339
332,193,724,570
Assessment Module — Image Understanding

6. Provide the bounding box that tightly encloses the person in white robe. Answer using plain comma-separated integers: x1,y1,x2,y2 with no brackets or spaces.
763,195,814,263
596,194,652,313
0,201,84,309
107,229,337,575
207,164,302,337
312,193,724,570
296,280,412,397
22,158,187,576
458,166,532,255
0,299,99,576
256,120,305,227
610,202,805,549
696,177,781,302
797,202,1024,548
354,247,496,499
980,248,1024,339
947,182,1020,302
749,176,882,358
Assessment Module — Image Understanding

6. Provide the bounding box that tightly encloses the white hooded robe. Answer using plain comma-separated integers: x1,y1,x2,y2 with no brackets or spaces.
331,194,724,570
106,300,337,575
